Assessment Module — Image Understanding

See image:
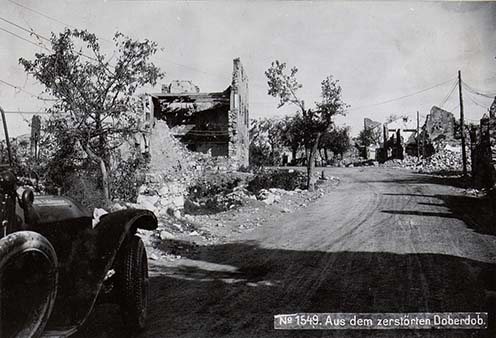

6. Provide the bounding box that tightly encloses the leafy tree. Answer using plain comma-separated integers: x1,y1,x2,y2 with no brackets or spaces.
280,114,305,163
250,115,305,166
248,142,272,167
249,119,273,166
320,126,351,161
19,29,163,202
257,117,285,165
357,127,382,148
265,60,348,189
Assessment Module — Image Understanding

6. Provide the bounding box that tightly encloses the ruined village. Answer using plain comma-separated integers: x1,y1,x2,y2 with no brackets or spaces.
0,2,496,338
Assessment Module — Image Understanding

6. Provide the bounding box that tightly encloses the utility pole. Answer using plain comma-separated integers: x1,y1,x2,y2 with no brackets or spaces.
0,106,13,166
416,111,420,158
458,70,468,177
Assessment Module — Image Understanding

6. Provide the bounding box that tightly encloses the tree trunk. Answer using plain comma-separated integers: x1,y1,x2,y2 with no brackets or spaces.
270,144,275,166
307,133,322,191
99,157,110,203
324,148,329,163
292,147,298,165
81,142,110,204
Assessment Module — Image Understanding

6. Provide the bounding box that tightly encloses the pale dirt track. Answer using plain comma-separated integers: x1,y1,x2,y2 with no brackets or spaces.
75,167,496,338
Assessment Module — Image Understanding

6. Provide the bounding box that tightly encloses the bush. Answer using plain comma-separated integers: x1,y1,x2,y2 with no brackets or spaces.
247,169,306,194
110,152,148,203
62,173,107,210
185,174,243,214
187,174,241,200
249,143,282,167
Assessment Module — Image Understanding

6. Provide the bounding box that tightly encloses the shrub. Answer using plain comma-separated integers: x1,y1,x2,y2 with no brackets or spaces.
187,174,241,200
62,173,107,210
110,151,148,203
247,169,306,194
185,174,243,214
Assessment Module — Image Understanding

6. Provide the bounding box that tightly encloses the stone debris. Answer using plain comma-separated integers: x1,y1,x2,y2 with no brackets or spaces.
159,230,175,240
133,133,342,262
382,144,471,173
464,188,482,197
141,174,341,265
257,189,281,205
92,208,108,228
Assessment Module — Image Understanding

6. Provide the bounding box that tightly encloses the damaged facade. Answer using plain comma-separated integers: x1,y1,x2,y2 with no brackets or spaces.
141,58,249,168
372,106,457,162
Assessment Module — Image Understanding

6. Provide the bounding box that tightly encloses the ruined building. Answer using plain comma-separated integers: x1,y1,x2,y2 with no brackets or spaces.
423,106,456,143
141,58,249,168
471,97,496,188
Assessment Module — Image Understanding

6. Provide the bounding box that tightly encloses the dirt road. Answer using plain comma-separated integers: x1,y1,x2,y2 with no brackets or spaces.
77,168,496,338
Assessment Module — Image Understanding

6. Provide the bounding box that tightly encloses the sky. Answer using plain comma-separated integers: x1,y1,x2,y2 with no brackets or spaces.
0,0,495,137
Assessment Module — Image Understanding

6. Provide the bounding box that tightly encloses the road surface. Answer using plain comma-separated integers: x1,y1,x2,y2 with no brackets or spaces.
76,167,496,338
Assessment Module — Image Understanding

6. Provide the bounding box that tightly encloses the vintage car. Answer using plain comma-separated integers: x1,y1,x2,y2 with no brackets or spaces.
0,106,158,338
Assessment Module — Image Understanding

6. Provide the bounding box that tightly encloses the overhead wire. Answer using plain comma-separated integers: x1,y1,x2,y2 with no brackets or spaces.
0,26,49,51
466,92,490,111
0,16,101,63
8,0,118,45
9,1,492,128
3,110,49,115
8,0,77,29
0,78,56,102
6,0,265,95
348,78,456,111
7,0,231,80
0,15,49,42
462,81,496,98
439,79,458,108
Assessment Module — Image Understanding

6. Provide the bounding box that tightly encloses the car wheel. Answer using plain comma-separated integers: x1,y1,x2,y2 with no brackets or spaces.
0,231,58,338
116,235,149,331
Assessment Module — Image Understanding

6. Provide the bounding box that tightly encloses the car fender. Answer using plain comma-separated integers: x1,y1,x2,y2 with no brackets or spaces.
41,209,157,334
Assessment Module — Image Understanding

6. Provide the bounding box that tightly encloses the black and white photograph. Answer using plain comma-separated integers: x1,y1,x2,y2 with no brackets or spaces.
0,1,495,337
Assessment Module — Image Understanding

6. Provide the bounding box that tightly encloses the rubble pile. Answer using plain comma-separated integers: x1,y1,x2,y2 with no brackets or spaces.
148,120,209,180
132,180,187,216
131,121,242,215
382,144,472,173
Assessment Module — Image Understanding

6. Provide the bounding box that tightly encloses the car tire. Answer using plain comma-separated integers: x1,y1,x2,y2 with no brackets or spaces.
0,231,58,338
116,235,149,331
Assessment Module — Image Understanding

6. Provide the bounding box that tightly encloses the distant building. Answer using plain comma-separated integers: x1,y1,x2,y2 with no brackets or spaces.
362,118,382,160
386,116,417,145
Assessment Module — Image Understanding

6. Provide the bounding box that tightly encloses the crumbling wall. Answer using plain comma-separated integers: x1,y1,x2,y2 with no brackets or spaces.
164,80,200,94
489,96,496,118
424,106,456,143
135,119,241,215
228,58,249,168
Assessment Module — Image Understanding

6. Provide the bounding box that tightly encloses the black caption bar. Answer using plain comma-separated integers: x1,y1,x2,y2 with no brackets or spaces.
274,312,488,330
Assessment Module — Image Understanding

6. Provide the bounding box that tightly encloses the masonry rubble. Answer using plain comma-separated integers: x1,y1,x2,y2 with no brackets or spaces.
116,122,215,216
381,145,472,173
